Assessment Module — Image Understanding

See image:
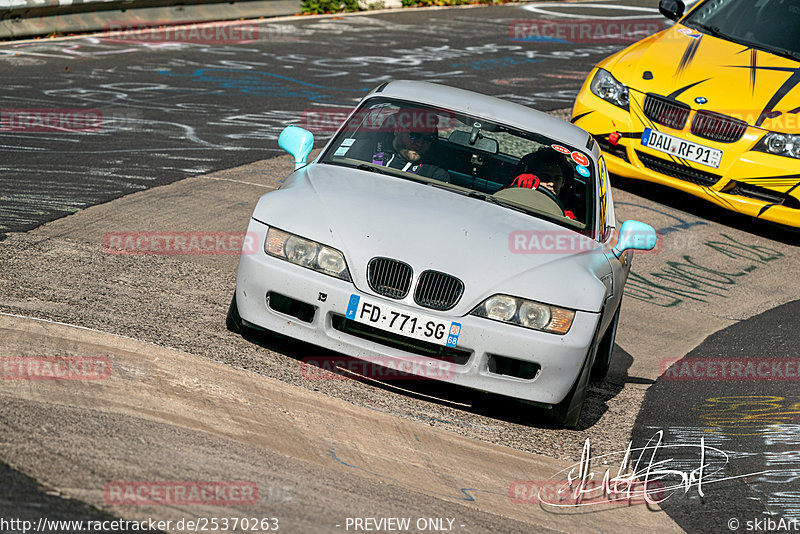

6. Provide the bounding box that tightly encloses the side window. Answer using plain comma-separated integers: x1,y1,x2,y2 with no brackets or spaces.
597,156,616,242
598,156,608,239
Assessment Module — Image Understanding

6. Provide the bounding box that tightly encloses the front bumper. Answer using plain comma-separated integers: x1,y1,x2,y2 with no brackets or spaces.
572,79,800,228
235,219,601,405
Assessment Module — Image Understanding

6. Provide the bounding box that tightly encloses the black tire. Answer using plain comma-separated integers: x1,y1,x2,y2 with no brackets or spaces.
226,293,243,334
591,306,620,381
551,365,589,429
551,348,593,428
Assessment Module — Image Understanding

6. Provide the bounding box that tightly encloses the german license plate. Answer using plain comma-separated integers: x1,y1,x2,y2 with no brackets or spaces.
641,128,722,169
345,294,461,348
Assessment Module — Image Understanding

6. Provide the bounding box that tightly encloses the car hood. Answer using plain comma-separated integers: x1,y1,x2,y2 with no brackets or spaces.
603,24,800,133
252,164,612,313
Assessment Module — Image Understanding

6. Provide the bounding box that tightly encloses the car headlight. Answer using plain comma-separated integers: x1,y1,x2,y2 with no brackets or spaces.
590,69,629,110
470,294,575,335
265,227,351,281
754,132,800,159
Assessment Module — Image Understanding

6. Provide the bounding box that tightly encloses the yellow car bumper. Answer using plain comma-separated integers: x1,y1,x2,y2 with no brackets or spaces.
572,77,800,228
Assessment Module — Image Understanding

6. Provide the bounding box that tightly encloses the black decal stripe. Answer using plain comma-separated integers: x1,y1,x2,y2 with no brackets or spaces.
785,180,800,196
570,111,594,123
706,181,745,208
744,173,800,181
728,65,796,73
750,49,758,94
755,67,800,127
630,96,658,131
702,188,739,210
756,179,800,218
667,79,711,100
757,203,777,217
677,36,703,76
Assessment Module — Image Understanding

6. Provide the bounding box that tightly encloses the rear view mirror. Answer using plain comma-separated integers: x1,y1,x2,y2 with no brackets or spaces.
659,0,685,20
279,126,314,170
448,130,499,154
612,220,657,257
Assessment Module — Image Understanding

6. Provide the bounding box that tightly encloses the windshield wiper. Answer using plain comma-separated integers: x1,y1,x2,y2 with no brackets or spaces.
686,22,798,59
467,191,503,206
467,190,530,214
770,47,800,61
688,22,729,40
357,163,387,175
356,162,433,185
429,183,525,211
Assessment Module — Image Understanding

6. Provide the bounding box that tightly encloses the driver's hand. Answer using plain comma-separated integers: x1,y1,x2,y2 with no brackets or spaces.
510,173,540,189
540,182,556,194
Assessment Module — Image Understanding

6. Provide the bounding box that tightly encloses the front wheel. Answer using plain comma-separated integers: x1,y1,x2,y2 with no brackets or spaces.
591,306,620,381
551,349,592,428
226,292,245,334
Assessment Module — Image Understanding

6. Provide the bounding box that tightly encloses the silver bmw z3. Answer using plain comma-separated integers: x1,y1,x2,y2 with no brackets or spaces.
227,81,656,427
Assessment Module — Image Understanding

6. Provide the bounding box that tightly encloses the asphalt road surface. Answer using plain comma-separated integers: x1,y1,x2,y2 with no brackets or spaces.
2,1,799,533
1,0,660,234
632,299,800,533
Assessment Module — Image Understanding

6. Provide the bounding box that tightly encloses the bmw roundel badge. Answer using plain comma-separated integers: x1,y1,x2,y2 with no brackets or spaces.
695,97,708,105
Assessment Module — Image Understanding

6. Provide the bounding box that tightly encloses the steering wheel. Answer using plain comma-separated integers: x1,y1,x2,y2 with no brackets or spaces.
537,185,566,212
506,173,566,213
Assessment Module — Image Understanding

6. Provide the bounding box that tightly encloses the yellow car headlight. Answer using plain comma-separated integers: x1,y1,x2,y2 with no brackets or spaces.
590,69,629,110
754,133,800,160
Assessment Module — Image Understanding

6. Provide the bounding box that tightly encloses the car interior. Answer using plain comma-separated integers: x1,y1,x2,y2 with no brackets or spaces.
322,101,594,229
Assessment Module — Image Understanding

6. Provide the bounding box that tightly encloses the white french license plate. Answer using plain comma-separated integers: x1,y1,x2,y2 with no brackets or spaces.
345,294,461,348
641,128,722,169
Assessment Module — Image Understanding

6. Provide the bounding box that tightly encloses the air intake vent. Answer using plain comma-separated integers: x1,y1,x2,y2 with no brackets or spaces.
414,270,464,311
643,94,690,130
367,257,412,299
636,151,721,186
691,110,747,143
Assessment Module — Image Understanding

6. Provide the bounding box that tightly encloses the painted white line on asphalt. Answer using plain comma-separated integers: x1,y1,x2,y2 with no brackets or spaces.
522,2,660,19
202,176,277,189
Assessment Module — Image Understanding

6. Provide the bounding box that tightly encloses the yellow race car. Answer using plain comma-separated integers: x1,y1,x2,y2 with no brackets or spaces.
572,0,800,227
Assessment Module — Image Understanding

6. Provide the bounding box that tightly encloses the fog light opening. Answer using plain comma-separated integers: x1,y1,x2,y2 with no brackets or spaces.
267,292,316,323
487,354,541,380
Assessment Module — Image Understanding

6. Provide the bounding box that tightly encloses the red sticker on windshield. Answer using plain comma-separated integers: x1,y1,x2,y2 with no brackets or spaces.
551,144,570,154
571,151,590,166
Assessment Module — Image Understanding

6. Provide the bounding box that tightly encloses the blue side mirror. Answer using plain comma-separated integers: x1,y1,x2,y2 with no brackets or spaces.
278,126,314,170
612,220,657,257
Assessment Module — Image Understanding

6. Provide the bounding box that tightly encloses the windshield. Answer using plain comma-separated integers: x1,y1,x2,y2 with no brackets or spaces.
684,0,800,57
319,98,595,231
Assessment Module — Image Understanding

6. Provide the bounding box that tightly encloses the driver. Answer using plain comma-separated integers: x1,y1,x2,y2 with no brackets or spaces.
509,148,579,220
349,108,451,182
